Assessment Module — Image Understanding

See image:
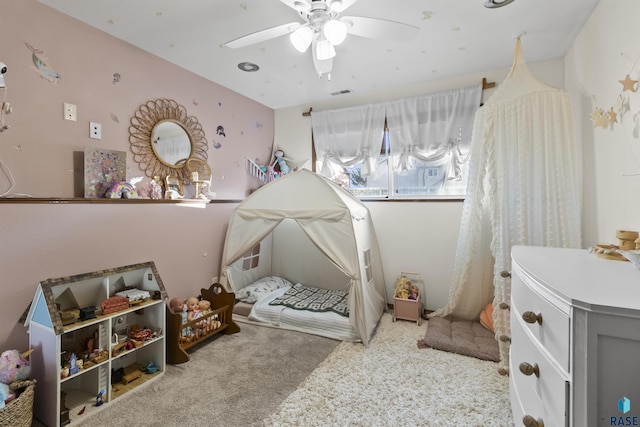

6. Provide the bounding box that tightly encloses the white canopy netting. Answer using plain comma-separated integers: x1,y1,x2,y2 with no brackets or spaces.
429,39,582,372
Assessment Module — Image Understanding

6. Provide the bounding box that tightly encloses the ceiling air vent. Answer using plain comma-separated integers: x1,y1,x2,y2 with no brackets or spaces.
330,89,352,96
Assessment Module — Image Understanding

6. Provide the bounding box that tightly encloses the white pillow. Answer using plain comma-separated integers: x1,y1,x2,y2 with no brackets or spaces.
236,276,293,304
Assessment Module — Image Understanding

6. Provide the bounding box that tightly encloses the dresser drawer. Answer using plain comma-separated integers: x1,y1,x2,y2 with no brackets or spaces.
512,265,570,372
510,314,569,427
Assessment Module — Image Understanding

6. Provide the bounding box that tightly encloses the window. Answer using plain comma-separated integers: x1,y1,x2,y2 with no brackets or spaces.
241,244,260,271
312,85,482,199
364,249,373,283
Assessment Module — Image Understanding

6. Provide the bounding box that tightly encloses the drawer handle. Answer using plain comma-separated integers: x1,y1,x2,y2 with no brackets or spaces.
499,335,511,343
522,311,543,325
522,415,544,427
499,302,510,310
519,362,540,377
500,270,511,278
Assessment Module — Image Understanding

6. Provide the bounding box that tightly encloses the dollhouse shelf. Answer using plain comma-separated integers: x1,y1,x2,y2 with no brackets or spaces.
21,261,169,427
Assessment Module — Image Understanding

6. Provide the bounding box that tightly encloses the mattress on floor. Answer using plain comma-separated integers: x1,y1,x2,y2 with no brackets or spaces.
248,286,360,342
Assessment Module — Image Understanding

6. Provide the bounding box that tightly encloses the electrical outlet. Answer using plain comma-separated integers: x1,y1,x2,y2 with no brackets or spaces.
63,103,77,121
89,122,101,139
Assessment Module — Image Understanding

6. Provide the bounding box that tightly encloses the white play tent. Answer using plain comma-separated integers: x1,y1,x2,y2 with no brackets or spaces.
220,169,386,345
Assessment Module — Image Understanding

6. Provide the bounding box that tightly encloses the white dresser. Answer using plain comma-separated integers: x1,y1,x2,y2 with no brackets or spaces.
510,245,640,427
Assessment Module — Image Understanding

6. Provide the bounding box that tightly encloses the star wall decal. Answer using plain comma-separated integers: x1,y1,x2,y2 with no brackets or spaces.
590,108,611,129
620,74,638,92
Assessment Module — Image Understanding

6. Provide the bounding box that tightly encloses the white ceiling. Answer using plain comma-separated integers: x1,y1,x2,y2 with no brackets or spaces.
39,0,599,110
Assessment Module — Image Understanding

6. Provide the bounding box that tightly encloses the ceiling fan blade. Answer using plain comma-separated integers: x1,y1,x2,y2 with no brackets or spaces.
341,16,419,41
225,22,301,49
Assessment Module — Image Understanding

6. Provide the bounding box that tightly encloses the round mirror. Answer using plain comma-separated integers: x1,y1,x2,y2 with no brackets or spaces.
151,121,191,166
129,99,208,182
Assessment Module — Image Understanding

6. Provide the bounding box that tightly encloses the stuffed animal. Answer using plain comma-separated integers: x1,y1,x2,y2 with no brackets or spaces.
0,349,31,384
0,383,14,409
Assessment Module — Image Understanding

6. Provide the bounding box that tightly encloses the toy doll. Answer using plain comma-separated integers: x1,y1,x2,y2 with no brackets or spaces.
186,297,202,322
186,297,204,338
394,276,411,299
409,285,419,300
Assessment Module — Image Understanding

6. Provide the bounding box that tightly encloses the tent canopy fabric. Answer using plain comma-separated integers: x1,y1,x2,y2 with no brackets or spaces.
220,169,386,345
429,39,582,372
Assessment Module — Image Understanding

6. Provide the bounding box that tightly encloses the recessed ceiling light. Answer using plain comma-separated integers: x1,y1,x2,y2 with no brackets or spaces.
238,62,259,72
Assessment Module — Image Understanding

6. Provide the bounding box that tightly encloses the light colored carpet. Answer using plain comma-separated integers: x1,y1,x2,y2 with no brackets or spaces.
65,312,513,427
71,322,340,427
264,313,514,427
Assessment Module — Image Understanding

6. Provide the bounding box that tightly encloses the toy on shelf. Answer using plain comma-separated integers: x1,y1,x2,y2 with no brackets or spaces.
245,142,307,186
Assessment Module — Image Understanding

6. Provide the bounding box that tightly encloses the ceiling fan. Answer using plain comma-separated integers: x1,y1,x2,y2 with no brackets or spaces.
225,0,419,79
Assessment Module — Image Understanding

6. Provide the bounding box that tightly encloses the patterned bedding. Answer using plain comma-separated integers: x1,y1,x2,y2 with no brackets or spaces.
268,283,349,317
247,285,360,342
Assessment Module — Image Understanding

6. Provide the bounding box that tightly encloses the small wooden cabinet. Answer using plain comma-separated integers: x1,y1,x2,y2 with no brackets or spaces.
22,262,167,427
510,246,640,427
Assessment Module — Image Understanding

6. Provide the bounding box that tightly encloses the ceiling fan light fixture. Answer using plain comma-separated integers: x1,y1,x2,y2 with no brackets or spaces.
329,0,344,13
323,19,347,46
290,26,314,52
316,38,336,61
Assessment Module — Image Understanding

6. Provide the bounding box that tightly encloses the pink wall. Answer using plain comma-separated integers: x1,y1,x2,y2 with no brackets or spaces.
0,1,274,350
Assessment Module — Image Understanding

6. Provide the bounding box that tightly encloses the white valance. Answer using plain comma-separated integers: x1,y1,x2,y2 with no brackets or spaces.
385,85,482,177
311,104,386,178
311,85,481,180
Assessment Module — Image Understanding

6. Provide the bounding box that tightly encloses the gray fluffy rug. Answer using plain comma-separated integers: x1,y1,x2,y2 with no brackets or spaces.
264,313,513,426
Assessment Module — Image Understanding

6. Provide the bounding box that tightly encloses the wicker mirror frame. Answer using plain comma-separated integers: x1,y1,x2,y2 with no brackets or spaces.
129,99,208,183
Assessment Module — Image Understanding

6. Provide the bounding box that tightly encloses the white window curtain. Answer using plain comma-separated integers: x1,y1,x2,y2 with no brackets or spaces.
311,103,387,178
385,85,482,178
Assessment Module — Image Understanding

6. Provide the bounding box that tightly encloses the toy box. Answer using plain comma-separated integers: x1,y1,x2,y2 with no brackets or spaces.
392,272,423,325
